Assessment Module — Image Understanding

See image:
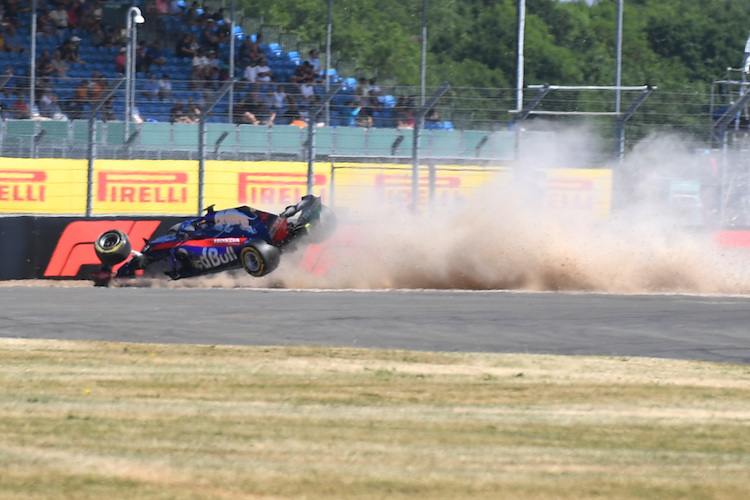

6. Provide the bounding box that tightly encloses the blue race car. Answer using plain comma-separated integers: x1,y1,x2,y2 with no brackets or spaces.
91,195,336,286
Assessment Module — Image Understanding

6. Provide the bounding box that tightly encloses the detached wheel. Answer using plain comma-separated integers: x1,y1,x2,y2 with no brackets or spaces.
241,240,281,277
94,230,132,267
306,205,337,244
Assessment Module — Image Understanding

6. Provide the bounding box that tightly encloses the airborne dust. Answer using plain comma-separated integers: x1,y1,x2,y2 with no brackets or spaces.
144,129,750,294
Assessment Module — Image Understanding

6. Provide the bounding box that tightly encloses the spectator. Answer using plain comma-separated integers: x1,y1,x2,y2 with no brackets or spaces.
39,88,67,120
145,41,167,70
290,114,308,128
185,1,201,26
355,77,370,104
425,107,440,126
233,95,260,125
205,50,221,82
297,78,317,107
369,78,381,95
176,33,195,59
237,36,257,69
66,1,82,31
66,79,89,119
135,43,148,74
170,101,189,123
168,0,186,18
60,36,85,65
36,50,55,78
242,58,257,84
102,27,122,48
185,97,201,122
250,33,263,60
254,57,272,83
36,9,57,41
142,73,160,99
215,19,231,45
290,61,309,84
51,50,69,78
73,0,97,32
191,48,210,89
91,1,104,24
153,0,169,16
200,18,220,52
0,31,7,53
114,47,126,73
198,5,214,24
3,25,25,54
158,73,173,101
89,21,106,47
306,49,321,80
3,0,20,27
10,93,30,119
88,72,105,102
270,84,295,121
49,3,69,38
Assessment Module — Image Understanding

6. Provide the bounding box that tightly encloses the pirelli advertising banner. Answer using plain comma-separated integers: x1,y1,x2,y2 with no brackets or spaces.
94,160,199,215
0,158,612,219
0,159,88,214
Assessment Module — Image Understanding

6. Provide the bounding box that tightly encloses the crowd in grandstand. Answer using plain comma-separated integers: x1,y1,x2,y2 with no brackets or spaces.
0,0,447,129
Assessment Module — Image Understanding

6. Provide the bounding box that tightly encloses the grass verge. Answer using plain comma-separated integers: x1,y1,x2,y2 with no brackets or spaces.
1,338,749,499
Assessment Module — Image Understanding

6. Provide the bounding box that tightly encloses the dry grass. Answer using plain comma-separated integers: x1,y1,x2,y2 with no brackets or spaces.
1,338,749,499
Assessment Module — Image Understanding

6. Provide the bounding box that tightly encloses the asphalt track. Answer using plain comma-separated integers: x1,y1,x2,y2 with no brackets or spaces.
1,286,750,364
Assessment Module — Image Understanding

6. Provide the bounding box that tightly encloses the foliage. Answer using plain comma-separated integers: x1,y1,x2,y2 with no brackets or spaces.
238,0,750,90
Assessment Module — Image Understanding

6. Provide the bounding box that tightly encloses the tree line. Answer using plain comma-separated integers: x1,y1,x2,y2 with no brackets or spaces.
240,0,750,92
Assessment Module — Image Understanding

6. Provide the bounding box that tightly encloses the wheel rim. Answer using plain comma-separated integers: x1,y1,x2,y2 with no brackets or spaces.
100,233,121,250
243,249,261,272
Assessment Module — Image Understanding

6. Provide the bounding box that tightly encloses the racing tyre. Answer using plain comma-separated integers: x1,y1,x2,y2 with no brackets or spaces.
305,205,337,244
240,240,281,277
94,230,132,267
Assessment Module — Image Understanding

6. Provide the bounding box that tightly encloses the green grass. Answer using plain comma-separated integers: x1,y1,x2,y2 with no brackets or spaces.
1,338,749,499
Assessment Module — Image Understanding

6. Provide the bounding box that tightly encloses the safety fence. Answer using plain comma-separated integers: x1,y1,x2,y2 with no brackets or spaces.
0,119,516,162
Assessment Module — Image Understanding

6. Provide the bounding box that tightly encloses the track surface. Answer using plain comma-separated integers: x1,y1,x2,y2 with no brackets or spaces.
2,286,750,364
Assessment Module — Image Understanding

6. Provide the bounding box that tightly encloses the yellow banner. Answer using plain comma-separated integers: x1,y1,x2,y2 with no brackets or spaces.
330,162,502,213
0,159,87,214
0,158,612,219
92,160,199,215
204,161,330,212
541,169,613,219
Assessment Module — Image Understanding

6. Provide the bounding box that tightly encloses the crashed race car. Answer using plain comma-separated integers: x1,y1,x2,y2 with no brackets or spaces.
91,195,336,286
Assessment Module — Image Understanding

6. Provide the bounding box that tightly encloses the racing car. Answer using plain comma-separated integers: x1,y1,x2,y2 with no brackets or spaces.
91,195,336,286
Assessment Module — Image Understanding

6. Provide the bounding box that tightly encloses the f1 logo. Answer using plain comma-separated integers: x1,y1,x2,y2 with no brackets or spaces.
44,221,160,277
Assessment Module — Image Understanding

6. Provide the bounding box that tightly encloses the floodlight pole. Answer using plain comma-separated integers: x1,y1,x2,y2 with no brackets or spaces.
516,0,525,112
125,7,144,143
325,0,332,126
614,0,624,162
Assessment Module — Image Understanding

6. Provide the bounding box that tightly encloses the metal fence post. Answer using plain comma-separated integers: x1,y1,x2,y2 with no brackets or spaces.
86,78,125,217
306,81,343,195
198,80,234,214
412,82,450,212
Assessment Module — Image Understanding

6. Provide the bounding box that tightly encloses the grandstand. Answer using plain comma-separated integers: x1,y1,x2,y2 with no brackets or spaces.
0,0,454,130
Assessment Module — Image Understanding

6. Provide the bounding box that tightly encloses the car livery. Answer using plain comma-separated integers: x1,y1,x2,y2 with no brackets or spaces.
91,195,336,286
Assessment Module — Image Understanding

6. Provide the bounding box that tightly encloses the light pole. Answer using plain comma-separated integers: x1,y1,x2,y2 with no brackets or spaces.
125,6,144,141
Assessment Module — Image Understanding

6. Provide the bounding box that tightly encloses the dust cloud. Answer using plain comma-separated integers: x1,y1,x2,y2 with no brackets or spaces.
153,128,750,294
